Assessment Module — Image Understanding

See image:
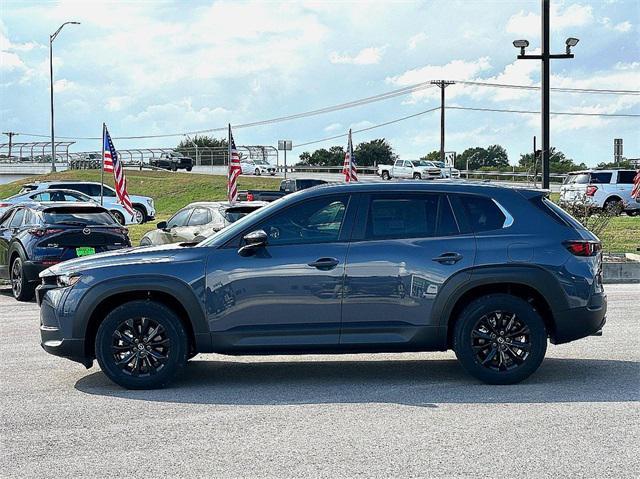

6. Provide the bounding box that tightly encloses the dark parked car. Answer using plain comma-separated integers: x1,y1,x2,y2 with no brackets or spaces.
37,182,606,389
150,152,193,172
239,178,328,202
1,203,131,301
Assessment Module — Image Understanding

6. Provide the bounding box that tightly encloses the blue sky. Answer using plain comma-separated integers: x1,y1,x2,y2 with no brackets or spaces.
1,0,639,165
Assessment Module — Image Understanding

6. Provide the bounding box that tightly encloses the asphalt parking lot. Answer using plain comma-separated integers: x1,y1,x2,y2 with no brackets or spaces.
1,284,638,478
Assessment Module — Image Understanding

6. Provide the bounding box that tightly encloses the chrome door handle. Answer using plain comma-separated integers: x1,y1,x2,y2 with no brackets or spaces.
308,257,339,270
432,252,463,264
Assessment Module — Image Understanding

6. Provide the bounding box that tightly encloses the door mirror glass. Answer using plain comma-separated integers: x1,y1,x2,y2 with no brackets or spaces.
157,221,168,230
238,229,268,256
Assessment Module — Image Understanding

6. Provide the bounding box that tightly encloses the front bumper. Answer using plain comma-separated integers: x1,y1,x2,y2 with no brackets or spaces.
37,284,92,368
551,291,607,344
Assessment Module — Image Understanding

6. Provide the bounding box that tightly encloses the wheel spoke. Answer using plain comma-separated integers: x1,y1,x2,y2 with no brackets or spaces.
144,325,161,342
116,352,136,366
111,316,171,377
504,345,526,363
509,340,531,351
472,310,531,372
471,330,493,341
481,346,498,365
506,327,529,338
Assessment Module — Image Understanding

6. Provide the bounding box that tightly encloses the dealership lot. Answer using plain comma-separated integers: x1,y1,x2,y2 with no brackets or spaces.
1,284,638,478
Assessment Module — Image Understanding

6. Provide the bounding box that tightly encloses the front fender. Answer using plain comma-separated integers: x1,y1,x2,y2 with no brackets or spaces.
69,274,210,349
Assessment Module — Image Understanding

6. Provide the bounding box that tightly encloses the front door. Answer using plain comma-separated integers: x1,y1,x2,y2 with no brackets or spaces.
341,192,476,349
205,193,355,352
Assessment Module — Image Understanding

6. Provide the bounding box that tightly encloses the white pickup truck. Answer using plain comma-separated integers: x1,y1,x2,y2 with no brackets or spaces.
378,159,441,180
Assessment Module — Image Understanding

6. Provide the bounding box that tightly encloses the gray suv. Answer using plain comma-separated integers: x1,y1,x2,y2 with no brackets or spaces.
37,182,606,389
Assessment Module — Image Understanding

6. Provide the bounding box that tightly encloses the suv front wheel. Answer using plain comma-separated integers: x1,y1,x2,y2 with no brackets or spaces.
453,294,547,385
95,300,188,389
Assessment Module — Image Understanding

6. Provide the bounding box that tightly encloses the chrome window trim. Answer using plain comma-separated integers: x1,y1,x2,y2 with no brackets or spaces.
493,199,514,228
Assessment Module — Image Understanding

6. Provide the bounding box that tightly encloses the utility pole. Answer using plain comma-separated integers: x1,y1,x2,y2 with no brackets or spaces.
513,0,578,189
430,80,455,163
2,131,18,160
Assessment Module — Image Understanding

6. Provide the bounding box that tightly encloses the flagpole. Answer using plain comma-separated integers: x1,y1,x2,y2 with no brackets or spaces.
227,124,232,203
100,123,105,206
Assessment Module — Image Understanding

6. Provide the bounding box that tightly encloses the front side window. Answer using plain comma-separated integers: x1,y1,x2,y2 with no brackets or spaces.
167,208,193,228
188,208,211,226
254,195,349,246
365,194,458,240
617,171,637,184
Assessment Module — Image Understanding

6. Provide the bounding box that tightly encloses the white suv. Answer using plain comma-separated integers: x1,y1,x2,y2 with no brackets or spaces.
560,169,640,216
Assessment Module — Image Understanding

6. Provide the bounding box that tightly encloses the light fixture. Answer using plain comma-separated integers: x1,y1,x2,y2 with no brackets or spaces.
565,37,579,53
513,39,530,56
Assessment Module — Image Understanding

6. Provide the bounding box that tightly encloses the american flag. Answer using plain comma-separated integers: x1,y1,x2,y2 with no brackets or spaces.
228,124,242,203
343,128,357,182
103,124,134,215
632,170,640,199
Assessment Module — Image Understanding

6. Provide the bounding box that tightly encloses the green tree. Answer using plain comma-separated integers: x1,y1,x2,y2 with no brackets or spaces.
354,138,398,167
518,147,587,174
175,135,228,165
420,150,441,162
457,145,508,170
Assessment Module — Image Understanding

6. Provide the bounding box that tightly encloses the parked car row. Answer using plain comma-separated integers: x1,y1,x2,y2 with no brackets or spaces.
34,181,607,390
239,178,328,202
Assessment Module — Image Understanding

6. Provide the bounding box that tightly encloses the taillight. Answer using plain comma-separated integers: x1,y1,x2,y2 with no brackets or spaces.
247,192,254,201
564,240,602,257
0,202,11,208
586,185,598,196
108,227,128,235
28,228,64,237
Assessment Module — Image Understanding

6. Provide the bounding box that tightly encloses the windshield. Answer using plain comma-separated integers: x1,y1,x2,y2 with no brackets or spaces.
411,160,429,167
43,208,118,226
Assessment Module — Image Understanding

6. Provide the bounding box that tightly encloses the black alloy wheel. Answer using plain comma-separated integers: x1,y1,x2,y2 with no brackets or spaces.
10,256,34,301
470,311,531,372
453,294,547,384
111,317,171,377
95,301,188,389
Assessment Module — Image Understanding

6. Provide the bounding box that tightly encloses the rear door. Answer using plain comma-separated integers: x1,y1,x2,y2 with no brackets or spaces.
0,210,16,278
616,170,638,209
340,192,476,348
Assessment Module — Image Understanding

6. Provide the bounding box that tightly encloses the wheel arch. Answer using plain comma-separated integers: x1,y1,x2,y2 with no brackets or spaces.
434,265,569,348
79,276,211,359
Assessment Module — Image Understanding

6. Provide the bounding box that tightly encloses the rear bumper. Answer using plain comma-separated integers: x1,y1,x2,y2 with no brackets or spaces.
552,292,607,344
23,261,49,283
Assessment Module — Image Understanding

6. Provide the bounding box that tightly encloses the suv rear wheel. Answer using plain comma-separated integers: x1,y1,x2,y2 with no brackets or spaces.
453,294,547,385
603,197,623,215
10,255,35,302
95,300,188,389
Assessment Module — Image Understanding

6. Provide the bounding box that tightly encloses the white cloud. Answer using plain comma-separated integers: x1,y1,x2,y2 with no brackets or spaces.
329,46,386,65
600,17,633,32
105,96,131,112
408,32,427,50
0,50,25,71
506,3,594,37
53,78,75,93
324,122,342,132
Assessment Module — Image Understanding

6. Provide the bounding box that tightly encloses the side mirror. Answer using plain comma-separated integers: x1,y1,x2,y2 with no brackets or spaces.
157,221,168,230
238,229,268,256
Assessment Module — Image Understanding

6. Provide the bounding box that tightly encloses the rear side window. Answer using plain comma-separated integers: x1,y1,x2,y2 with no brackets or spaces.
590,172,612,184
539,197,585,230
456,195,506,232
365,194,459,240
617,171,637,184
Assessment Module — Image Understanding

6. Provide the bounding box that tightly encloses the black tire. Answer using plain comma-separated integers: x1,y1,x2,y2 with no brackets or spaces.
95,300,189,389
453,294,547,385
381,171,390,180
171,163,178,172
111,210,126,225
10,254,35,302
255,168,261,176
413,172,422,180
603,198,623,215
186,166,193,172
133,205,146,224
627,210,640,217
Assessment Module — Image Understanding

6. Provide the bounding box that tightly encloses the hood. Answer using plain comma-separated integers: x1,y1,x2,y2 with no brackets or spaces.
40,243,182,277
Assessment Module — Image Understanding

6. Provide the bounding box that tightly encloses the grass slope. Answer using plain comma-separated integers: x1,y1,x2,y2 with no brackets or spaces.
0,170,280,244
1,172,638,252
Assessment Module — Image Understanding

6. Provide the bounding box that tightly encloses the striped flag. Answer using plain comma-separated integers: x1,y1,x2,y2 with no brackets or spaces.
343,129,357,182
228,124,242,203
103,125,134,215
632,170,640,199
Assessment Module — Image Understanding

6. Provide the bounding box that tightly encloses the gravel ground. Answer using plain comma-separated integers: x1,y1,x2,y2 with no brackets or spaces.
1,284,638,478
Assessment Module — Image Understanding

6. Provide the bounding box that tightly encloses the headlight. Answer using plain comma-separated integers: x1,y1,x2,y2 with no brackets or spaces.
57,274,81,288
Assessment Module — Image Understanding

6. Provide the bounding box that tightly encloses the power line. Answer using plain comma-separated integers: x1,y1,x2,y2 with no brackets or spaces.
292,104,639,149
456,80,640,95
13,79,639,141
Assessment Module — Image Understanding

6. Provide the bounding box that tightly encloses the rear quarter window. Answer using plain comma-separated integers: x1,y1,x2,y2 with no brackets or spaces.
455,195,507,232
590,172,612,184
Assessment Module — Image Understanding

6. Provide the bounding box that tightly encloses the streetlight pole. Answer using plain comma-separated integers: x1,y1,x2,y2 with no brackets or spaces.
49,21,80,173
512,0,578,190
431,80,455,163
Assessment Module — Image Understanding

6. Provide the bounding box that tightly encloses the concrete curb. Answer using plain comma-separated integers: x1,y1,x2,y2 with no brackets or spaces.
602,261,640,284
